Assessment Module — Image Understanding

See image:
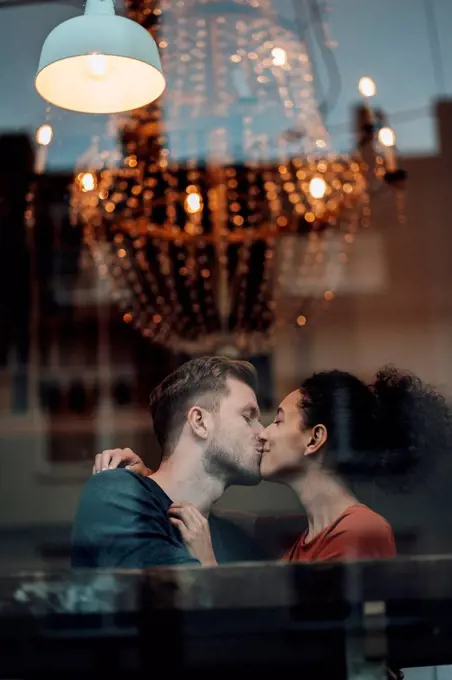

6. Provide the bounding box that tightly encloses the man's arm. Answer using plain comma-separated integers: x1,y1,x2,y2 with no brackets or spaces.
71,469,199,568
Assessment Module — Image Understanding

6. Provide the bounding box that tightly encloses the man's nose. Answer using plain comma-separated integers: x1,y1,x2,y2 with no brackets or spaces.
256,425,267,441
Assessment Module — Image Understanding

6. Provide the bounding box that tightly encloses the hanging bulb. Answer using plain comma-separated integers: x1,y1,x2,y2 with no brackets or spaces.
86,53,108,79
36,124,53,146
358,76,376,98
35,0,166,113
378,126,396,147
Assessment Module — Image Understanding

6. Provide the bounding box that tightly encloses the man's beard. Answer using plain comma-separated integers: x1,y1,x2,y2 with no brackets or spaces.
203,434,261,486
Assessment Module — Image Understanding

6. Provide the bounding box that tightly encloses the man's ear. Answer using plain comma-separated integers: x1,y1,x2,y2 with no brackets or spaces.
186,405,211,440
304,424,328,457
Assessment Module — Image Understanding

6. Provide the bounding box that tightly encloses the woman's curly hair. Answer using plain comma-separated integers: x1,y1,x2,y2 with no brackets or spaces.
298,366,452,489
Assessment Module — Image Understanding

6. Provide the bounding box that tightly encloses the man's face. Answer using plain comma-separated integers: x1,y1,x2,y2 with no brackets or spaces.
259,389,311,481
206,378,263,485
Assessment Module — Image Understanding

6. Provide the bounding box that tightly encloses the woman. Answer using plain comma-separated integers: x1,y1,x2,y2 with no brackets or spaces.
258,366,452,561
93,366,452,563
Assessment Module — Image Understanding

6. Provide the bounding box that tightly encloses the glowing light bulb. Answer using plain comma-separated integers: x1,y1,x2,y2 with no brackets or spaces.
36,124,53,146
185,192,202,214
79,172,96,192
87,53,108,78
309,177,327,199
378,126,396,147
358,76,376,98
271,47,287,66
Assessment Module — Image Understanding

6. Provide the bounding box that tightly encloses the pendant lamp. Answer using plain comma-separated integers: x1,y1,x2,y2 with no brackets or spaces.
35,0,166,114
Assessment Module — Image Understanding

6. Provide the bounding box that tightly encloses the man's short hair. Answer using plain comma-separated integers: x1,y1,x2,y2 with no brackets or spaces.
149,355,258,456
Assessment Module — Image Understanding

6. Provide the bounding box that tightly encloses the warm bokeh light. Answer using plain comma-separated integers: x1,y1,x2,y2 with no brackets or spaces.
36,124,53,146
358,76,376,98
296,315,307,327
271,47,287,66
309,177,327,199
79,172,96,192
378,126,396,147
185,192,203,214
324,290,335,301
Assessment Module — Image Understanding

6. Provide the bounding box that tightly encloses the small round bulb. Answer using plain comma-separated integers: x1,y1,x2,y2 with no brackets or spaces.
87,53,108,79
358,76,376,98
378,126,396,147
36,124,53,146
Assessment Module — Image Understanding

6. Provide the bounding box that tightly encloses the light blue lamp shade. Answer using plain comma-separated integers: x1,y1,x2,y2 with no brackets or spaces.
35,0,166,114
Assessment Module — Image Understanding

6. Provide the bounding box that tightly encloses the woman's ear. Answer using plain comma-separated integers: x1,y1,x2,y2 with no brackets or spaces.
186,405,211,440
305,424,328,456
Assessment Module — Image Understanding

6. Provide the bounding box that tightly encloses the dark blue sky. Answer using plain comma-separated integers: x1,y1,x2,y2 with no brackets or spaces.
1,0,451,167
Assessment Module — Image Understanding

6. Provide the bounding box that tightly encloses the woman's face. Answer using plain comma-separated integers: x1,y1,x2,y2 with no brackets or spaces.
259,389,314,481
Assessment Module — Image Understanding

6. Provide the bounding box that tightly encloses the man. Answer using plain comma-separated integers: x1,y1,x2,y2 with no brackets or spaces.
71,356,264,568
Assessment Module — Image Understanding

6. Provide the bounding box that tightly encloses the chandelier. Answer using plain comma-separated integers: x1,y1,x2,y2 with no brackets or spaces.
70,0,386,354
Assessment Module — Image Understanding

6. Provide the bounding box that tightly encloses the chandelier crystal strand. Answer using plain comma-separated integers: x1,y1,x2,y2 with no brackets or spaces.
229,172,250,338
121,168,167,336
188,157,218,333
142,130,183,337
254,147,279,342
182,162,209,339
265,221,287,347
159,147,190,336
